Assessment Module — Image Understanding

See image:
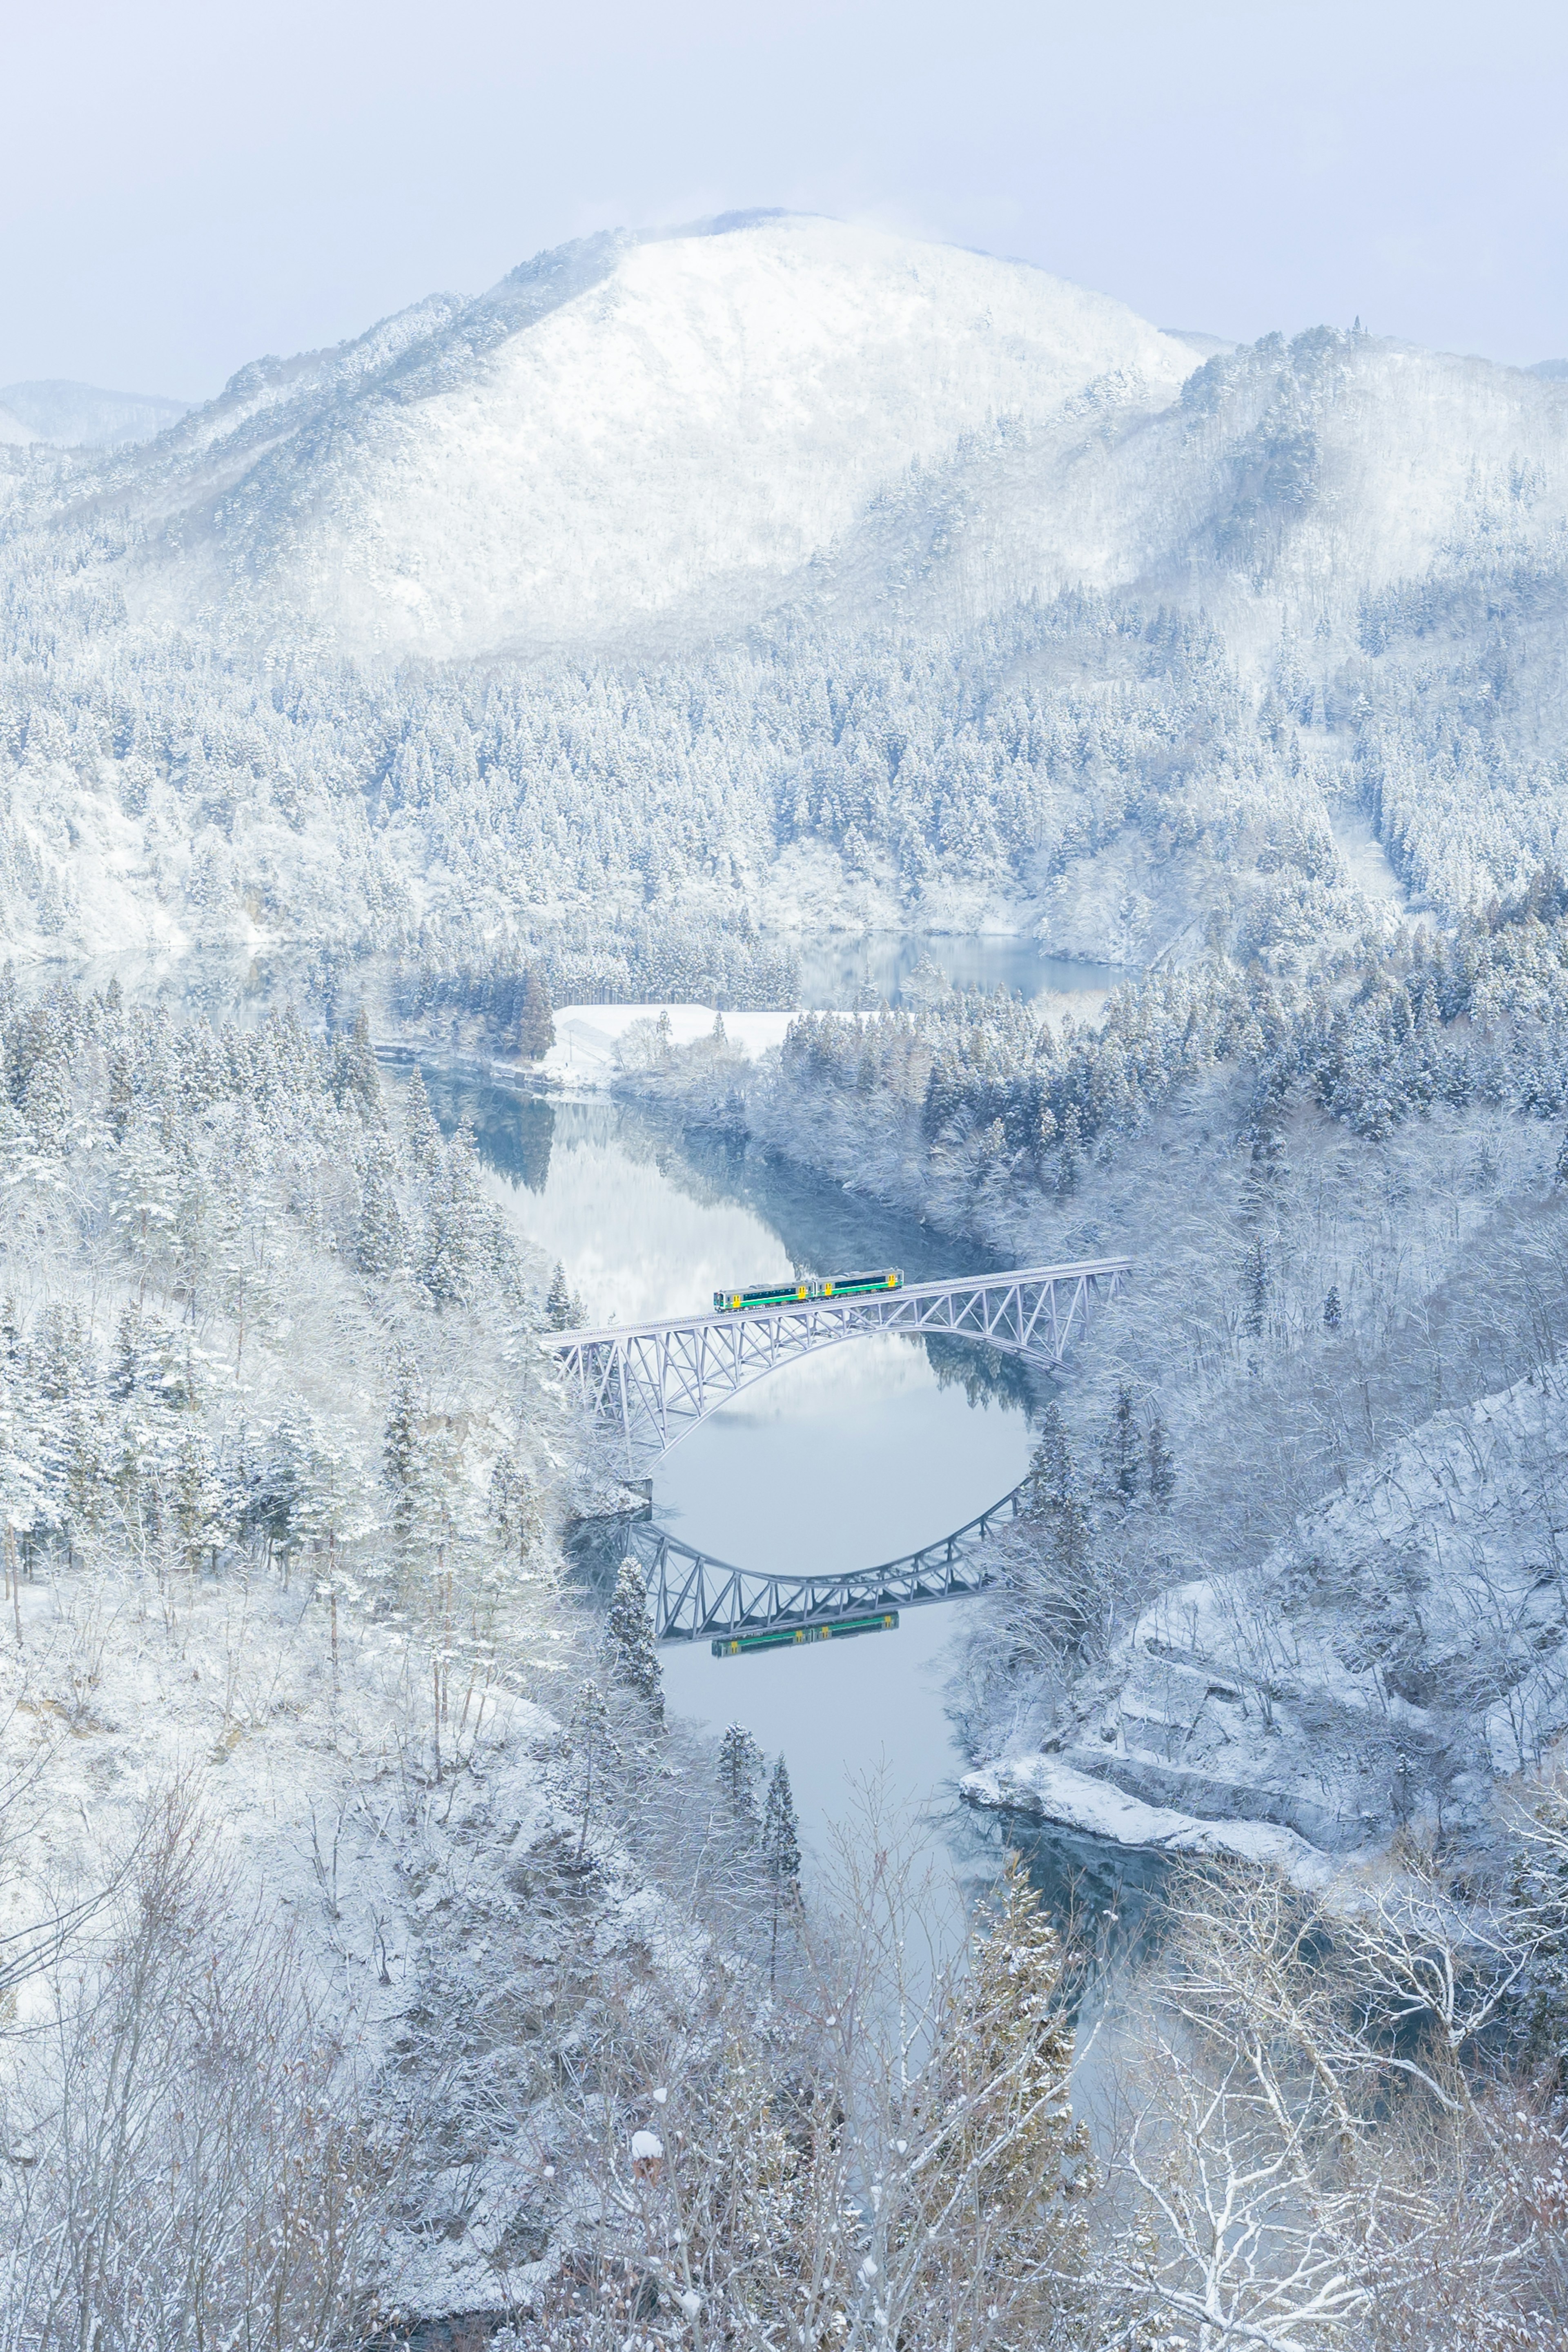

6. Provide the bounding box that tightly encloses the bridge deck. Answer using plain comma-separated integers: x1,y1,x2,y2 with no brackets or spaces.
549,1258,1130,1352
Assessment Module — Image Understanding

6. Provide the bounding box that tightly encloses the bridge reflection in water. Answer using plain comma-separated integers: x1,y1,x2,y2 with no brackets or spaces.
626,1477,1034,1645
555,1260,1129,1645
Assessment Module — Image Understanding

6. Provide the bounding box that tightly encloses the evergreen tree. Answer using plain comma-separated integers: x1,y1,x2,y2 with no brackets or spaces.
171,1425,229,1577
604,1557,663,1718
1323,1282,1343,1333
717,1722,764,1836
109,1305,141,1401
402,1066,442,1172
761,1759,800,1884
488,1446,542,1567
1016,1404,1097,1651
517,965,555,1061
1054,1102,1082,1196
546,1261,581,1330
356,1136,406,1277
918,1850,1090,2335
571,1678,616,1860
1102,1382,1140,1506
1557,1126,1568,1187
420,1128,485,1305
1145,1410,1176,1508
334,1007,381,1121
761,1754,801,1982
1242,1235,1271,1340
383,1351,420,1546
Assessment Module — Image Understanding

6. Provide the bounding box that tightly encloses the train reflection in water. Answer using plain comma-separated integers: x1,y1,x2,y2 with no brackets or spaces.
712,1267,903,1313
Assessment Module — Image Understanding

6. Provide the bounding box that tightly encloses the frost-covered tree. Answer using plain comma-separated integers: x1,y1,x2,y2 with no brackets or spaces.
761,1753,801,1982
1101,1381,1140,1506
402,1065,442,1172
546,1261,581,1331
516,964,555,1060
1145,1410,1176,1508
716,1722,764,1837
356,1134,406,1277
604,1557,662,1718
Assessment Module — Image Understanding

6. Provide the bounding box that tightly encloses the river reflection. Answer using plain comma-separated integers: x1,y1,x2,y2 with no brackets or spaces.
425,1080,1036,1857
428,1074,1161,2014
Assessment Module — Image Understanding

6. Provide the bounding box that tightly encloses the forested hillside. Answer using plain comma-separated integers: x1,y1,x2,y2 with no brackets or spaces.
0,214,1564,966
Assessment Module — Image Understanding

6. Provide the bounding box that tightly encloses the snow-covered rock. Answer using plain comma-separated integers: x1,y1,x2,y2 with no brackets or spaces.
1004,1362,1568,1851
962,1755,1336,1887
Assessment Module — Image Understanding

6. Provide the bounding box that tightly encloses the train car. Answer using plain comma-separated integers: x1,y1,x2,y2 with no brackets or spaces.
712,1611,900,1657
818,1267,903,1300
712,1277,814,1313
712,1268,904,1312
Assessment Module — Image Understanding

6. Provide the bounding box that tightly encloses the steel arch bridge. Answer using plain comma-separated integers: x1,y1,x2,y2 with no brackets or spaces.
541,1258,1130,1467
624,1478,1033,1644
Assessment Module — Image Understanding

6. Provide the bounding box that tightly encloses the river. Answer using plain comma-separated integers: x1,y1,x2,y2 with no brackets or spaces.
424,1064,1167,1980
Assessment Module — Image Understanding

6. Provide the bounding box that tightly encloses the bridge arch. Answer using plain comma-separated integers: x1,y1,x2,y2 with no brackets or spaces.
625,1475,1030,1642
542,1259,1129,1468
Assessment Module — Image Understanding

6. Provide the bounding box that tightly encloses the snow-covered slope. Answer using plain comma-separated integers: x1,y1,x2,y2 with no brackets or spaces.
4,211,1568,959
92,216,1192,655
17,212,1568,667
998,1362,1568,1855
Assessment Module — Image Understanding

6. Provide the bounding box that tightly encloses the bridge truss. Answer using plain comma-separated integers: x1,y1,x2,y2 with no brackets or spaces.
625,1479,1033,1644
542,1258,1131,1468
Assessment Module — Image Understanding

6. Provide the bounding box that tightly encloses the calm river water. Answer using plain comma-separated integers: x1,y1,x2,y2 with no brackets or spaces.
425,1067,1166,1978
426,1075,1033,1876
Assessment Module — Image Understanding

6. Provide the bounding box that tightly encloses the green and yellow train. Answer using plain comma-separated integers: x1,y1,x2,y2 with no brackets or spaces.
711,1267,903,1314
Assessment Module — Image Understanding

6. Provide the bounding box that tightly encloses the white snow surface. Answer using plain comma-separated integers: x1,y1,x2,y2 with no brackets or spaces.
26,209,1559,668
962,1755,1334,1887
307,219,1188,654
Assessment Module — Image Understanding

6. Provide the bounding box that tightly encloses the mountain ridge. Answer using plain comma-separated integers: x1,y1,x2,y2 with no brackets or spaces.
0,212,1565,964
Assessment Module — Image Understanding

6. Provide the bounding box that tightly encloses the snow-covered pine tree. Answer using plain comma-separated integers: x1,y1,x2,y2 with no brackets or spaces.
356,1135,406,1278
1323,1282,1343,1332
419,1127,485,1305
570,1678,616,1860
911,1849,1090,2341
1242,1234,1271,1340
487,1446,543,1568
1101,1382,1140,1506
383,1352,420,1550
717,1722,764,1837
1013,1403,1097,1652
517,965,555,1061
761,1754,801,1981
336,1007,381,1121
402,1066,442,1173
1145,1410,1176,1508
604,1557,662,1718
546,1261,580,1330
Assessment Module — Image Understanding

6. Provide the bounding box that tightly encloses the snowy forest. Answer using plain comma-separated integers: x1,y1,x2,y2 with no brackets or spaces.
3,208,1568,2345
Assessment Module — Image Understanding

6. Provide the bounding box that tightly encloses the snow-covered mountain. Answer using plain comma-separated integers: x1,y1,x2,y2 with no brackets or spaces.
12,211,1568,666
2,210,1567,959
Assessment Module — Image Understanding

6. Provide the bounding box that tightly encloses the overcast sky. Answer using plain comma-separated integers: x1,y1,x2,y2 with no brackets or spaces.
5,0,1566,399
